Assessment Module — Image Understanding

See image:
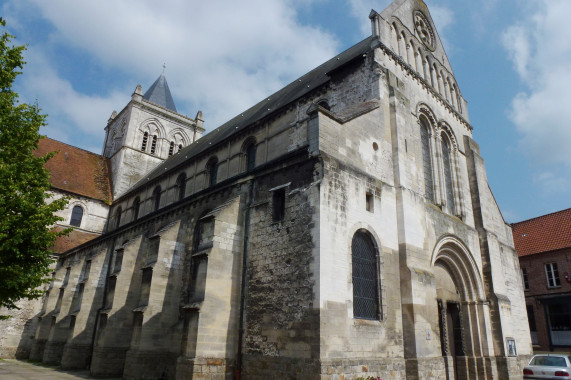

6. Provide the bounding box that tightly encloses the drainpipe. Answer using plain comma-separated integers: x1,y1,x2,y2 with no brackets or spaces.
235,179,253,380
88,237,115,369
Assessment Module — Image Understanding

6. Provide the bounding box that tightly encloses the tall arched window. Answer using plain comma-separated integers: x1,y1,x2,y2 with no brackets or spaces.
246,142,256,172
206,157,218,187
141,132,149,152
152,186,161,211
115,207,122,228
441,133,455,212
420,117,434,202
168,141,175,156
150,135,158,155
133,197,141,220
176,173,187,201
70,206,83,227
352,230,379,320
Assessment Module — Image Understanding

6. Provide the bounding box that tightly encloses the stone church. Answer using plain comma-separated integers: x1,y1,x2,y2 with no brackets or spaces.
1,0,532,378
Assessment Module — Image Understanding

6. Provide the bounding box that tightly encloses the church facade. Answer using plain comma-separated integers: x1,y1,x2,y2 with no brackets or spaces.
6,1,532,379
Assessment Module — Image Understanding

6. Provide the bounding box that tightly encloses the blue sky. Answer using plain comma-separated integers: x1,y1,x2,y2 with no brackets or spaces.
2,0,570,223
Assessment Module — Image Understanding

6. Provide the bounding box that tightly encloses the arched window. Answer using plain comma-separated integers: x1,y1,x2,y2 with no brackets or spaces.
133,197,141,220
420,117,434,202
246,142,256,172
206,157,218,187
352,230,379,320
441,133,455,211
115,207,122,228
168,141,175,156
141,132,149,152
152,186,161,211
178,144,183,152
150,135,158,155
70,206,83,227
176,173,187,201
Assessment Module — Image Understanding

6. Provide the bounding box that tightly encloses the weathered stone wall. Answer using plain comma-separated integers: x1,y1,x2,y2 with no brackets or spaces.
242,156,321,379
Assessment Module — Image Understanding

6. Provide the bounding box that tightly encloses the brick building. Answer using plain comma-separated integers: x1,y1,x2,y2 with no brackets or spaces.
0,1,532,379
513,208,571,352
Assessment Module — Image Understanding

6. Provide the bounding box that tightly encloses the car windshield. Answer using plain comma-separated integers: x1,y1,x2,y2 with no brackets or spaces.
531,356,567,367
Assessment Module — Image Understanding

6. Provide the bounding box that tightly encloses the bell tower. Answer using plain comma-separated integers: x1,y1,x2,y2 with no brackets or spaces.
102,74,205,199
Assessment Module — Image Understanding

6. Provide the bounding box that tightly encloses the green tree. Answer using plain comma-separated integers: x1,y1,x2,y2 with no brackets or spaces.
0,18,68,310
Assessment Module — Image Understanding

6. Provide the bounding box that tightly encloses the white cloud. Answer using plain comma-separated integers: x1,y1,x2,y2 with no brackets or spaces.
3,0,341,150
502,0,571,169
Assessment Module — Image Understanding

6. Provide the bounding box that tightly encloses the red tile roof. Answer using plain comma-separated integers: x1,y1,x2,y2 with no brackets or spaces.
512,208,571,257
51,227,100,254
34,138,112,203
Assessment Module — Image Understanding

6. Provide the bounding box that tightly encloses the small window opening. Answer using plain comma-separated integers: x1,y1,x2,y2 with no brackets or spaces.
141,132,149,152
366,192,374,212
178,144,183,152
133,197,140,220
139,268,153,307
150,135,158,155
246,143,256,172
207,158,218,187
115,207,122,228
153,186,161,211
272,188,286,222
70,206,83,227
168,141,175,156
113,249,124,274
176,173,187,201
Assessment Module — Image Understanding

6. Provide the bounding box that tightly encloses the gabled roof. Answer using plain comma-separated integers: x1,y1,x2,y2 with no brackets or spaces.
34,138,112,203
122,36,375,199
512,208,571,257
143,74,177,112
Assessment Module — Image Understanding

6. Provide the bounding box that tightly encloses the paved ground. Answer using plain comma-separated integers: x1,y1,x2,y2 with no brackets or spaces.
0,359,121,379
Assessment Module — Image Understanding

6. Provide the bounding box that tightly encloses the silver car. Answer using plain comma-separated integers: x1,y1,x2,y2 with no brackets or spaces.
523,354,571,379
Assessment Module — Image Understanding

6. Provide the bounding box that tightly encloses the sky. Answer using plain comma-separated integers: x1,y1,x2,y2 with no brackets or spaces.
2,0,570,223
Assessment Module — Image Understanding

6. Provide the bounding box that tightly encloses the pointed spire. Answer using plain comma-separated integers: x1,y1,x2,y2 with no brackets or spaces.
143,73,177,112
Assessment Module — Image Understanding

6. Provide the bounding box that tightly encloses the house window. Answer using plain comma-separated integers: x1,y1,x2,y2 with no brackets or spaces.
150,135,158,155
545,263,560,288
62,267,71,287
169,141,175,156
441,133,455,211
152,186,161,211
366,192,374,212
419,117,434,202
206,157,218,187
245,141,256,172
105,276,116,309
139,268,153,307
272,188,286,222
113,249,124,274
133,197,141,220
176,173,187,201
55,288,64,313
141,132,149,152
352,230,379,320
115,207,122,228
521,268,529,290
70,206,83,227
71,283,84,313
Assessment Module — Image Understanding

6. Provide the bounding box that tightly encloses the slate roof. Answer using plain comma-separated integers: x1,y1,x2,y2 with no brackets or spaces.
143,74,177,112
512,208,571,257
35,138,112,203
123,36,375,199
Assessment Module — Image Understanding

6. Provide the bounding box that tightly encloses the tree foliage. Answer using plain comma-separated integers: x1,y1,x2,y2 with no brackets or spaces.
0,18,68,310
